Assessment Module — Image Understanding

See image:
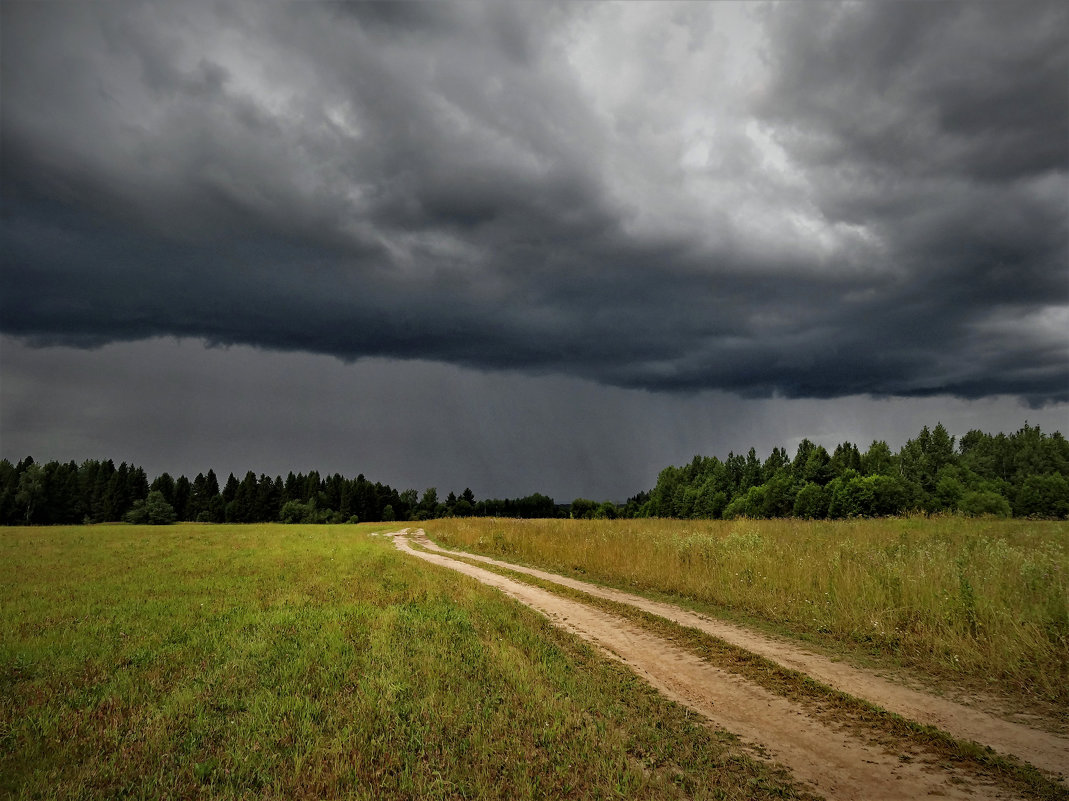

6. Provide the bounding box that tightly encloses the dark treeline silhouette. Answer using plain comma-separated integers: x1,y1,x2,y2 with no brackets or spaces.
0,459,563,526
614,423,1069,521
2,423,1066,525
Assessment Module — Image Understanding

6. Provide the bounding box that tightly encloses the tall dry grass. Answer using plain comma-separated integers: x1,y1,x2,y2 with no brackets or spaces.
426,517,1069,706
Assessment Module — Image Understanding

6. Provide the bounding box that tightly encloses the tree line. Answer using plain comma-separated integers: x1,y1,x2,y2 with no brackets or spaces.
0,459,563,526
616,423,1069,521
2,423,1065,525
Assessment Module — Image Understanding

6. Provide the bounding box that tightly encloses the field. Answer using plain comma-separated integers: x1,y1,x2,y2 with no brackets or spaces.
4,519,1067,800
426,517,1069,716
0,524,806,800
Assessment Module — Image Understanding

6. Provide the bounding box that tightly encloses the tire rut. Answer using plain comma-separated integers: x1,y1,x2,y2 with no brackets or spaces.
388,529,1022,801
406,529,1069,779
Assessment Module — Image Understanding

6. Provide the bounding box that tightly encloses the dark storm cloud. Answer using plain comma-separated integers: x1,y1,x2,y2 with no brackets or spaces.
2,1,1066,403
5,337,1066,501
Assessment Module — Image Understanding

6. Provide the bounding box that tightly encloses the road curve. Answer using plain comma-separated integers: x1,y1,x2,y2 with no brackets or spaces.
406,529,1069,778
388,529,1026,801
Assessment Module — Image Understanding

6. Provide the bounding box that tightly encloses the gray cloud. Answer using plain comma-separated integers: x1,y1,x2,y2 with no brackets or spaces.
4,336,1065,501
2,0,1067,404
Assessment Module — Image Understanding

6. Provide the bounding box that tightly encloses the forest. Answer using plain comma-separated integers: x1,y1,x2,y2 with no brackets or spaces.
0,457,558,526
1,423,1066,525
619,423,1069,521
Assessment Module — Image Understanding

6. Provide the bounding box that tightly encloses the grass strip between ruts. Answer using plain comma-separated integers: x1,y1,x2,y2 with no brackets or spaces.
409,540,1069,801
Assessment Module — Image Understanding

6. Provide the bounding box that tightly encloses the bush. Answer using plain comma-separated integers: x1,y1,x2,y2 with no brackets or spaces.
957,490,1011,517
828,474,907,518
279,499,312,524
792,482,827,519
1014,474,1069,518
722,485,766,519
594,501,618,519
124,490,176,525
279,499,335,524
570,498,599,519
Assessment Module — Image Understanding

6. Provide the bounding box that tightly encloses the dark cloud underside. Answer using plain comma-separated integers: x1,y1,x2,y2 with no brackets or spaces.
2,1,1067,403
5,336,1065,500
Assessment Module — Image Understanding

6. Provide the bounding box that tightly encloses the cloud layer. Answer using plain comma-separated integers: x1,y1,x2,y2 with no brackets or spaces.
3,1,1067,402
6,336,1066,501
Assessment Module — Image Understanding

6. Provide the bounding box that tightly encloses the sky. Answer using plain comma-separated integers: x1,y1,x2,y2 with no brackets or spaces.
2,1,1067,501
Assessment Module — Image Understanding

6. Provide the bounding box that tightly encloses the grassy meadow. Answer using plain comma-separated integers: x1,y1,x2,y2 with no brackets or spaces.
0,523,808,800
426,517,1069,713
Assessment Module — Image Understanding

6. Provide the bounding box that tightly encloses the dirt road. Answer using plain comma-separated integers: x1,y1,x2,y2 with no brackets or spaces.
386,528,1069,800
404,529,1069,777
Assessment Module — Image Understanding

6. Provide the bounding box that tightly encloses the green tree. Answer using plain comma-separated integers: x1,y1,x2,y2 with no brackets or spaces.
934,467,966,512
173,475,191,520
958,490,1011,517
418,488,439,520
399,489,419,519
792,482,828,519
279,499,314,524
0,459,18,524
760,473,795,517
861,440,895,476
830,442,862,477
125,490,177,524
594,501,618,519
151,473,176,507
15,463,45,524
798,445,833,485
723,485,766,519
570,498,598,519
1014,474,1069,518
695,481,727,519
762,447,790,482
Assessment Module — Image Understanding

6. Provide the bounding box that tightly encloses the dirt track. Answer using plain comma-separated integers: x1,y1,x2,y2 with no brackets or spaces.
403,528,1069,777
385,529,1069,800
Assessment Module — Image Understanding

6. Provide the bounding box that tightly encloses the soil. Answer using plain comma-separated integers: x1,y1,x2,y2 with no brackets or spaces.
388,529,1068,801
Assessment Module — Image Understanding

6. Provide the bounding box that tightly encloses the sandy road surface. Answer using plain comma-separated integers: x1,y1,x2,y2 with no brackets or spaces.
405,529,1069,778
387,529,1029,800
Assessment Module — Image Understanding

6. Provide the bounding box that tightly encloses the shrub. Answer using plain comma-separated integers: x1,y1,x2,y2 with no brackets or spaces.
1014,474,1069,518
958,490,1011,517
124,490,176,525
722,485,766,519
792,482,827,519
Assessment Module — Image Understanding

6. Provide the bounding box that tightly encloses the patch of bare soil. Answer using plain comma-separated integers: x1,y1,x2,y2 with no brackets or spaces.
405,529,1069,779
387,529,1030,800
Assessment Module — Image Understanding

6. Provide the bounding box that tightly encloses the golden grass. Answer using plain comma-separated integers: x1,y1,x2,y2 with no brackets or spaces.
426,516,1069,709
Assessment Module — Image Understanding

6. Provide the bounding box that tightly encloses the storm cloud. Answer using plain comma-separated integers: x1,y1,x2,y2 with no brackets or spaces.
3,0,1067,403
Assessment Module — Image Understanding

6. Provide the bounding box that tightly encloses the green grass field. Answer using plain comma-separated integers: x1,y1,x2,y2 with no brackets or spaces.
0,524,808,800
426,517,1069,715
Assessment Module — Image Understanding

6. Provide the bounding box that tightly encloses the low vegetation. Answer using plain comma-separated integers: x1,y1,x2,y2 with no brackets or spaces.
1,524,809,800
426,516,1069,712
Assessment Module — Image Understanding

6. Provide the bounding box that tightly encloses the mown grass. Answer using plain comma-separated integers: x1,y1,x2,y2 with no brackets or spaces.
0,524,812,800
425,517,1069,714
